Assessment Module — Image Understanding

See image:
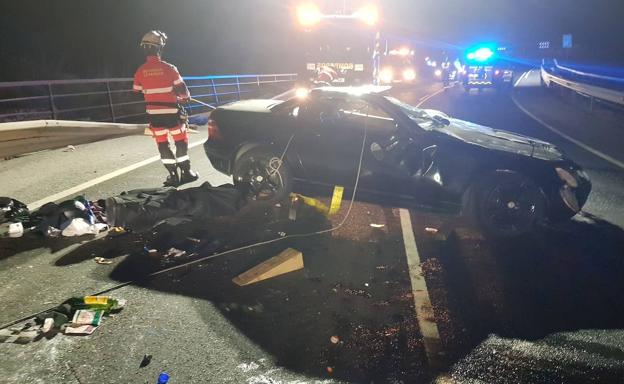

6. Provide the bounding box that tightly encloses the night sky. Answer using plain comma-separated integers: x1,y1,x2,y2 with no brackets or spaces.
1,0,623,81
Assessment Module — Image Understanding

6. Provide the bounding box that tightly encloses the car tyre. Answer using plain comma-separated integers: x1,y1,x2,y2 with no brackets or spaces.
465,171,546,238
232,147,292,203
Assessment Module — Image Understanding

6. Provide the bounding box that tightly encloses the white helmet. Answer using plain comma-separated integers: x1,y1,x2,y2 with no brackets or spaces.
140,30,168,48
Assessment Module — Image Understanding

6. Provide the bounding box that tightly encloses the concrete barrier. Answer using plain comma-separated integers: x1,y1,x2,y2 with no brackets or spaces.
0,120,146,158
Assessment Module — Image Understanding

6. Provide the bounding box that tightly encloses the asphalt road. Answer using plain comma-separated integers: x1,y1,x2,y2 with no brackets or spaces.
1,76,624,383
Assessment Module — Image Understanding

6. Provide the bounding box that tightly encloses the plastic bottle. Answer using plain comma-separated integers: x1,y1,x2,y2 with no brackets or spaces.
157,372,170,384
64,296,125,313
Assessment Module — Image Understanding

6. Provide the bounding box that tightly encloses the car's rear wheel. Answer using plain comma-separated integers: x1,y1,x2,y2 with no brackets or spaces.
466,171,546,237
232,147,292,203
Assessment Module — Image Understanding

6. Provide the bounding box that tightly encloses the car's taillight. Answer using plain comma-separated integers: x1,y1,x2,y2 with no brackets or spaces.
207,118,222,140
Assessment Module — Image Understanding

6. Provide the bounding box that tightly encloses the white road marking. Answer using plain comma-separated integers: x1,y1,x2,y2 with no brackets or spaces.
416,84,454,108
511,84,624,170
398,208,443,367
514,71,531,88
27,140,206,210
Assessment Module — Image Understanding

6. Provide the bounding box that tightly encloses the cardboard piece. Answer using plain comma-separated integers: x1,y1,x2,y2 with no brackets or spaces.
233,248,304,286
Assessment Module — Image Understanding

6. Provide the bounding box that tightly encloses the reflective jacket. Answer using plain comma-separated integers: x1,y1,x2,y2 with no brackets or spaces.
133,56,190,115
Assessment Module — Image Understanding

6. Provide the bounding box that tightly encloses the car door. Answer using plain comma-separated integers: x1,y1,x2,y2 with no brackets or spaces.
292,94,365,186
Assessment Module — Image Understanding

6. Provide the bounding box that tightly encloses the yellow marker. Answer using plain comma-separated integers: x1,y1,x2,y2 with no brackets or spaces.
328,186,344,216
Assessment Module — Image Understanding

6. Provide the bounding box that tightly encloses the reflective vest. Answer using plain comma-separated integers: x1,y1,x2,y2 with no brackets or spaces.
133,56,189,115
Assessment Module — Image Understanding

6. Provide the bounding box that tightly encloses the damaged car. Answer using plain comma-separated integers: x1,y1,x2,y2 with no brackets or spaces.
203,86,591,237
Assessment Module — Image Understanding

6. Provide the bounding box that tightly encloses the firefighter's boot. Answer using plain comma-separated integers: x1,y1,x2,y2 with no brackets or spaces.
178,161,199,185
163,164,180,187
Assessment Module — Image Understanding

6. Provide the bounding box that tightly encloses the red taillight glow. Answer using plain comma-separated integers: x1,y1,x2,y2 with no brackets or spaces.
207,118,222,140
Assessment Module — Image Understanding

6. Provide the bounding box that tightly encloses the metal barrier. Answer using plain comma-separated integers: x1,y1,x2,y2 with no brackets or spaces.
0,73,297,123
541,62,624,108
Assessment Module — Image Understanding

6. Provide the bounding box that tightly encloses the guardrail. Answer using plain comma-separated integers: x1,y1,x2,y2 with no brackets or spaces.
541,61,624,108
0,73,297,123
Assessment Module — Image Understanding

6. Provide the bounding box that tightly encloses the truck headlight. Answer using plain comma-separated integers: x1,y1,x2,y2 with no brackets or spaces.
555,167,578,188
403,68,416,81
380,68,394,84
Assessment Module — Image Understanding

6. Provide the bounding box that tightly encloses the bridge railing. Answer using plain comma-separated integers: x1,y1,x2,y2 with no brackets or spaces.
541,60,624,109
0,73,298,123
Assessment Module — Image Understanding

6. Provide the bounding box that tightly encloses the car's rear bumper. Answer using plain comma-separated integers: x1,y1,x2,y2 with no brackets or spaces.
203,141,233,175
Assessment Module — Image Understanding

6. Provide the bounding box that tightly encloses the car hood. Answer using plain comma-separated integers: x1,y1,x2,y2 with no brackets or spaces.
425,111,564,161
219,99,280,113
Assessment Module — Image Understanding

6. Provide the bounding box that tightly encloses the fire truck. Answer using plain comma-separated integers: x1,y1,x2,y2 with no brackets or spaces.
377,44,417,85
296,2,379,86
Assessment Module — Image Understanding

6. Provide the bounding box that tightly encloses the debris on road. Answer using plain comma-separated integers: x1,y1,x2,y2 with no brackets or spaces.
62,145,76,152
425,227,439,234
94,256,113,265
233,248,304,286
330,335,340,344
139,354,153,368
157,371,170,384
370,223,385,228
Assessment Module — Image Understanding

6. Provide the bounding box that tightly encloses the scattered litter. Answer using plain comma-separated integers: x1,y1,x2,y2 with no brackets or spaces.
64,324,98,335
72,310,104,326
277,231,286,237
326,367,334,374
370,223,385,228
288,207,297,221
144,247,160,258
109,227,127,236
94,257,113,265
163,247,187,259
376,265,387,270
62,145,76,152
139,354,153,368
364,283,370,287
157,371,170,384
185,237,201,243
8,222,24,238
425,227,439,234
330,335,340,344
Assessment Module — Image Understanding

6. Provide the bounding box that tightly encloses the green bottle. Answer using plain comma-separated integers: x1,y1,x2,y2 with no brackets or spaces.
63,296,125,313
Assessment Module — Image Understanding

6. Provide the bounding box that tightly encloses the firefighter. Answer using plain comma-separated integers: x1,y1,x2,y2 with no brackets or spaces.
133,30,199,187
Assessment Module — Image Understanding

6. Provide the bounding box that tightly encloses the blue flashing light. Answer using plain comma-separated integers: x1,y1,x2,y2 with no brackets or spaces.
466,45,496,63
473,47,494,62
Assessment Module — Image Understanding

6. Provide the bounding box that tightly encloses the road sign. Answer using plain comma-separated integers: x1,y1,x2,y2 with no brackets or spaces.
538,41,550,49
563,34,573,49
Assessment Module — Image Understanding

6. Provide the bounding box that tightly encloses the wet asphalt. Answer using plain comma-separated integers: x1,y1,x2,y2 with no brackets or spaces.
1,76,624,383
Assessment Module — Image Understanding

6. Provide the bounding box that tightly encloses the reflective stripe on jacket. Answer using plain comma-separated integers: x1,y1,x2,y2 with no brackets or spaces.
133,56,190,114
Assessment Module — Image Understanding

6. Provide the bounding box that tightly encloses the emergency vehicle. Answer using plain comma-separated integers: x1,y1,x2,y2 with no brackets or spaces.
462,44,514,91
377,45,417,84
296,2,379,86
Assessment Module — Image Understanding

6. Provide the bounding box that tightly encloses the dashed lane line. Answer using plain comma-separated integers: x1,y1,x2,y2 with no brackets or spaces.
398,208,443,369
27,140,206,210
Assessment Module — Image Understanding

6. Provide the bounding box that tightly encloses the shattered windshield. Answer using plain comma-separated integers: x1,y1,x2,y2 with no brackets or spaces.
384,96,440,130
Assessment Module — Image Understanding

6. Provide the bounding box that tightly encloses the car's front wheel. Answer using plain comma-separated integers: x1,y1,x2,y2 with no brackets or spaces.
465,171,547,237
232,147,292,203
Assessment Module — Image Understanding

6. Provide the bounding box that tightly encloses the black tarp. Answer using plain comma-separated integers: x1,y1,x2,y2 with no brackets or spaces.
105,182,242,231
